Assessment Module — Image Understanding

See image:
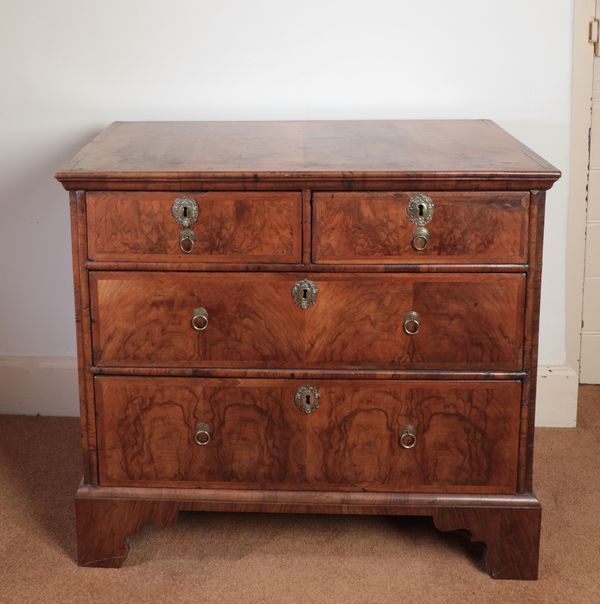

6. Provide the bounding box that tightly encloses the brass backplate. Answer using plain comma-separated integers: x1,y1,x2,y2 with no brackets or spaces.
407,194,434,226
171,196,199,228
295,385,320,414
292,278,318,310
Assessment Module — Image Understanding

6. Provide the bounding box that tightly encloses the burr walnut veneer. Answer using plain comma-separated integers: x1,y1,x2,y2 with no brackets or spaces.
56,120,560,578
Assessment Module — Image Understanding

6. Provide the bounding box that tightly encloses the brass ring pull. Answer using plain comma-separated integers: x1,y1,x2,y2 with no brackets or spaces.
399,424,417,449
403,311,420,335
194,423,211,446
180,236,194,254
179,228,195,254
412,227,429,251
191,307,209,331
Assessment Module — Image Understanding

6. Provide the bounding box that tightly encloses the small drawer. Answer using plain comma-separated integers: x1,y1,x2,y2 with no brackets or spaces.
90,271,525,370
86,191,302,263
96,376,521,493
312,191,529,264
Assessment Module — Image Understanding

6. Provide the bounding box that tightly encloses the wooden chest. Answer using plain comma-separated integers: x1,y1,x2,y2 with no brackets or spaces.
56,120,560,578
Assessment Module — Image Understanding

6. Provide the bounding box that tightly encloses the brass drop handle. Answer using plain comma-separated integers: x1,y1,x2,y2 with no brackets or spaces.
403,311,420,335
194,422,211,446
412,227,429,251
399,424,417,449
179,229,195,254
191,307,209,331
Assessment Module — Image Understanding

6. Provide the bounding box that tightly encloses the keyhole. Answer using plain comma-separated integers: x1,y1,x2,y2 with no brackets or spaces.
306,394,312,406
418,203,425,217
303,288,308,300
182,206,189,219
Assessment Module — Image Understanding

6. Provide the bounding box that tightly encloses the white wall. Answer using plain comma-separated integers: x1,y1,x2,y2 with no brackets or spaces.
0,1,574,418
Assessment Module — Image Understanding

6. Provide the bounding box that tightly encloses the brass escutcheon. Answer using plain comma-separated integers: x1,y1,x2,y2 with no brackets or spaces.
407,194,434,226
172,197,199,228
295,385,320,414
292,278,318,310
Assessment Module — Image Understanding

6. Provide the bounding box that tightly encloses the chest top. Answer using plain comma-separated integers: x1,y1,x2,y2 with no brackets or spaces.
56,120,559,191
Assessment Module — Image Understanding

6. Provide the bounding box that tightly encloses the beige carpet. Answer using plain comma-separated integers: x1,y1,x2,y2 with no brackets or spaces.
1,386,599,603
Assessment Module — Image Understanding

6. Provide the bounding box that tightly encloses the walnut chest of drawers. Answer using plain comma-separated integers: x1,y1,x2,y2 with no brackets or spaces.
56,120,560,578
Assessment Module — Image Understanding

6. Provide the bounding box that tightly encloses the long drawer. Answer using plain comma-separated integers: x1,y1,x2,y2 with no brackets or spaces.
90,272,526,370
95,377,521,493
313,191,529,264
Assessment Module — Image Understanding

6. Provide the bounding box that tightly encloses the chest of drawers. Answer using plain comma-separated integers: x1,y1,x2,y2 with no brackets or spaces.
56,120,560,578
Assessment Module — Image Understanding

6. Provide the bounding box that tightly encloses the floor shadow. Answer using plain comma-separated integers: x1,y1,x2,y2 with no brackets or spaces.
128,509,486,574
393,516,486,572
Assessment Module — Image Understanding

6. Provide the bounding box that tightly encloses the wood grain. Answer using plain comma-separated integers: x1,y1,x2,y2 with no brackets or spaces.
55,120,560,192
313,192,529,264
95,377,521,493
90,272,526,370
87,191,302,263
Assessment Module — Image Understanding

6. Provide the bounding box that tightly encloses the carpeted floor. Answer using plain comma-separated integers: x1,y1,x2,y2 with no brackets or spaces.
0,386,599,603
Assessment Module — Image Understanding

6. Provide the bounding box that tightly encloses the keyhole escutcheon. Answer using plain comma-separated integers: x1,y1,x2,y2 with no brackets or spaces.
295,385,320,414
292,279,318,310
407,194,434,226
172,197,199,228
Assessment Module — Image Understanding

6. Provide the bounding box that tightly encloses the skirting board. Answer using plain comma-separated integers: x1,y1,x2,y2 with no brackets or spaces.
0,356,579,426
0,356,79,416
535,364,578,427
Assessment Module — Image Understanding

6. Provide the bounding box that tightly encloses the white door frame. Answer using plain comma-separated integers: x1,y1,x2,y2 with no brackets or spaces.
536,0,594,426
567,1,595,379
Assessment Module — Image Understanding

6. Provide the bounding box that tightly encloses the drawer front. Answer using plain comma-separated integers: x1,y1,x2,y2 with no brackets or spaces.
90,272,525,370
87,191,302,263
313,192,529,264
96,377,521,493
